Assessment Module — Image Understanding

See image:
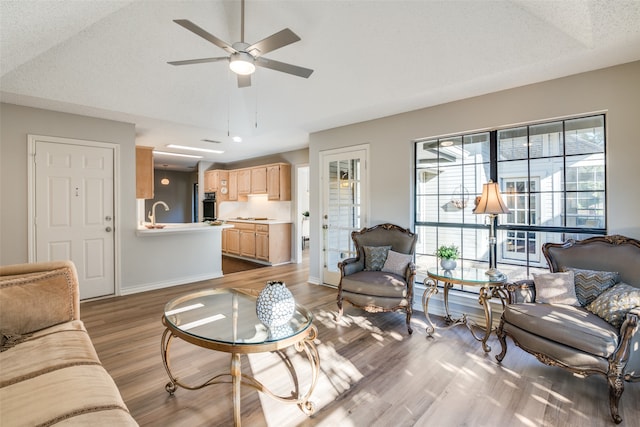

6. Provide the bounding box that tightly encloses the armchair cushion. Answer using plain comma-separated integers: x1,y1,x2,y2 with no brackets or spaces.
502,303,619,358
340,271,407,299
562,267,620,306
532,271,579,306
381,250,412,277
363,246,392,271
586,283,640,328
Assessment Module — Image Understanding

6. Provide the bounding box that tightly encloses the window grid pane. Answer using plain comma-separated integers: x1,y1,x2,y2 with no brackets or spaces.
415,114,606,283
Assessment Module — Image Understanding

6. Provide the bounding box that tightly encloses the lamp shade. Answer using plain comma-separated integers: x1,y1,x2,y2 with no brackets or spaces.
473,181,510,215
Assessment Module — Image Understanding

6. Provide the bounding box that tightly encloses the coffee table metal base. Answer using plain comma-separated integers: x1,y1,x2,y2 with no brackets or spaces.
161,325,319,426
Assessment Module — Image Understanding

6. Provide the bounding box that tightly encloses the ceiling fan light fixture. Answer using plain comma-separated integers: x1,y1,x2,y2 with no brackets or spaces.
229,52,255,75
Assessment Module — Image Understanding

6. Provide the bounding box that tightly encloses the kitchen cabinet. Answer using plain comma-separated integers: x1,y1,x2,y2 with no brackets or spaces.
136,146,154,199
225,228,240,255
239,227,256,258
221,226,228,252
238,169,251,195
223,221,291,265
267,163,291,201
212,162,290,203
228,170,238,201
251,167,267,194
205,170,229,200
255,224,269,261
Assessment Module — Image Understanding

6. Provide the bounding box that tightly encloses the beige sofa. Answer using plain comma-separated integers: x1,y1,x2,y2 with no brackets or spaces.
0,260,138,426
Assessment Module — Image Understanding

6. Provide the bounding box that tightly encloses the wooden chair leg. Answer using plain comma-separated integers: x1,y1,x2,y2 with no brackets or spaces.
495,317,508,362
406,308,413,334
607,364,625,424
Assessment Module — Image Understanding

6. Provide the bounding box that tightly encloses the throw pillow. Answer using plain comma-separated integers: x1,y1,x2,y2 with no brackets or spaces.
381,250,412,276
586,283,640,328
533,271,580,306
363,246,392,271
561,267,620,306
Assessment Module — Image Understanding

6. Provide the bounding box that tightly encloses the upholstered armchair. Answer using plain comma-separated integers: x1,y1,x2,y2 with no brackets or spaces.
337,223,418,334
496,235,640,424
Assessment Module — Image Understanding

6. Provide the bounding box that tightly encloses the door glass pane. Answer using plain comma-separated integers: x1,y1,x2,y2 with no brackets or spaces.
324,157,362,274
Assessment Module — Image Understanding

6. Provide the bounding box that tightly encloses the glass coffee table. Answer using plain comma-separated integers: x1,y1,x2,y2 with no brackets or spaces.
423,267,507,352
161,288,319,426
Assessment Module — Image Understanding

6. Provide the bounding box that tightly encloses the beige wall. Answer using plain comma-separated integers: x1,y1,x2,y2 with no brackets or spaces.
308,61,640,282
0,104,136,267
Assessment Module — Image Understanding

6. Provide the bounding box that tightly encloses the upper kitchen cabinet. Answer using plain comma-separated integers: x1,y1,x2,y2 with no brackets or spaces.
204,170,229,200
216,163,291,202
267,163,291,201
250,167,267,194
237,169,251,196
136,146,154,199
228,170,238,201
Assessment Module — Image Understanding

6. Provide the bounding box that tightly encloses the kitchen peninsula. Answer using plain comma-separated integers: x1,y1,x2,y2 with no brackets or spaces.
128,222,233,295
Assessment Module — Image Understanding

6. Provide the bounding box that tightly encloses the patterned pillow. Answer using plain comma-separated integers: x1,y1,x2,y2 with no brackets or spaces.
381,250,412,277
586,283,640,328
561,267,620,306
533,271,580,306
363,246,392,271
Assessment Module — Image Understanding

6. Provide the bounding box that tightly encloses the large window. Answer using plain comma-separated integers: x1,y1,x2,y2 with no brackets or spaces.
414,114,606,286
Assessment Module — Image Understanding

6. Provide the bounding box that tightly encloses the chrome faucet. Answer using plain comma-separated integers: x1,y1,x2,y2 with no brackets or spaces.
148,201,169,226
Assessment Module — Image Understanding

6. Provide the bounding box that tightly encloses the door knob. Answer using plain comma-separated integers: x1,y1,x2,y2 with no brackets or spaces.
105,226,112,232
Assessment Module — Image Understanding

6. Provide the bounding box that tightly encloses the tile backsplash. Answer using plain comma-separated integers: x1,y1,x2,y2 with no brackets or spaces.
218,195,291,220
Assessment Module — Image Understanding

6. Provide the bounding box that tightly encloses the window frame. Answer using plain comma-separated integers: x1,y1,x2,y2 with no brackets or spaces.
413,114,607,286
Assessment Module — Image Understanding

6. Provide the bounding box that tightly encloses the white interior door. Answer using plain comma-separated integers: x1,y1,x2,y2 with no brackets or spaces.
321,146,368,286
33,138,115,299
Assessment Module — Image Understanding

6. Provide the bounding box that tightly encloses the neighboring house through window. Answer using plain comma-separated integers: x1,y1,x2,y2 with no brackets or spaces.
414,114,606,287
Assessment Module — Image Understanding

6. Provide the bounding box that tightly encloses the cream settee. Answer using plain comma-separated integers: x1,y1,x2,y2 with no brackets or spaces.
0,260,138,426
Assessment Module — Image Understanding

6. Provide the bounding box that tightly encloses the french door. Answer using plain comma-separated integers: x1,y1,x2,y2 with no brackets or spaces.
320,146,368,286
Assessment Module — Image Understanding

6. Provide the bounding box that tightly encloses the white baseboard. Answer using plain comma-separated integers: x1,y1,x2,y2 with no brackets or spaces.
120,271,224,295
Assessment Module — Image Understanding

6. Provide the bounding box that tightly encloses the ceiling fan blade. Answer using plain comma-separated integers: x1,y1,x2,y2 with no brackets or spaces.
247,28,301,56
167,57,228,66
256,57,313,78
173,19,236,54
237,74,251,88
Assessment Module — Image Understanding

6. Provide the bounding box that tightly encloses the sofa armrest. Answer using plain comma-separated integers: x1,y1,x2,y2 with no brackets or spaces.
505,279,536,304
617,307,640,381
338,257,364,277
0,260,80,335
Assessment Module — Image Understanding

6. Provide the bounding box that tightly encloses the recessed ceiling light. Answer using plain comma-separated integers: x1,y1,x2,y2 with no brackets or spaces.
154,150,203,159
440,140,454,147
167,144,224,154
232,136,242,142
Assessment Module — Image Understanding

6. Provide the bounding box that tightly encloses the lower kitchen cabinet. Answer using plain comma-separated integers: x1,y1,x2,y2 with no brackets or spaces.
223,221,291,265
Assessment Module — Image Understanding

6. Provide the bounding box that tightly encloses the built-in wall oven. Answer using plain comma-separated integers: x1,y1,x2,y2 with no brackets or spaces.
203,192,216,221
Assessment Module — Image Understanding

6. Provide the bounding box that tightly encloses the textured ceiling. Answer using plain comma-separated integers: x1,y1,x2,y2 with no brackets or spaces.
2,0,640,170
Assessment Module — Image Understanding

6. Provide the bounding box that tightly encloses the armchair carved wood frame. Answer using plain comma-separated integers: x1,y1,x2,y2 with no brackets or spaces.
495,235,640,424
337,223,418,334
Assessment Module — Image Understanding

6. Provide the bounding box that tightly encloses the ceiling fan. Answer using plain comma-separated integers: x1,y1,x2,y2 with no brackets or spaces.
168,0,313,88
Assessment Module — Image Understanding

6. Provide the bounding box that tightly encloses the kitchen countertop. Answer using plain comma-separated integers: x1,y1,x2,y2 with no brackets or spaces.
222,218,292,224
136,222,233,236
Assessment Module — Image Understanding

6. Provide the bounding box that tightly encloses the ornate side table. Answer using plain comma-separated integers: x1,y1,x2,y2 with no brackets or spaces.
423,267,507,352
161,288,319,426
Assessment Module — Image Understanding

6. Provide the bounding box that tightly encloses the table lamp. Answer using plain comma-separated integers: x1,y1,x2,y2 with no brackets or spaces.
473,180,510,277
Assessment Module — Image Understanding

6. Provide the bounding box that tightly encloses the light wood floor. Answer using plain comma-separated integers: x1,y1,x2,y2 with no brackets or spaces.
81,258,639,427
